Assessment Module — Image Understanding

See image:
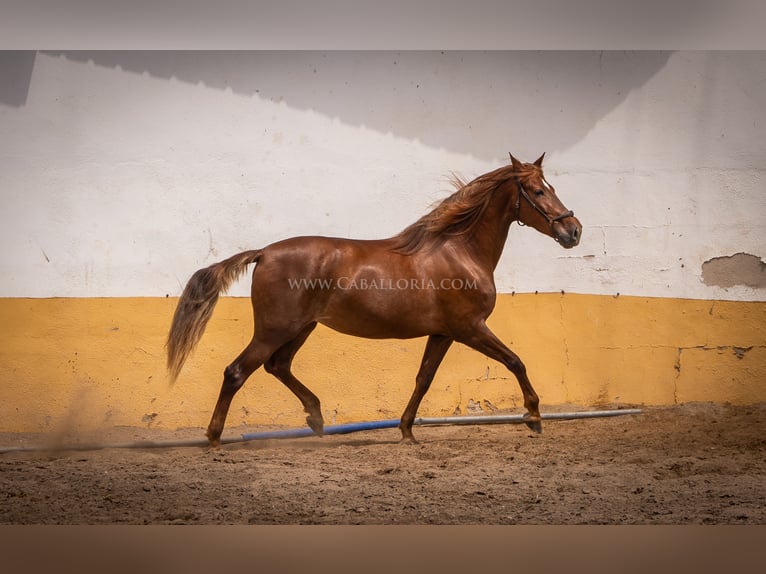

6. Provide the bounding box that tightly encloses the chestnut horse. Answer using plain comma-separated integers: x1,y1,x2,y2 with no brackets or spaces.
167,153,581,446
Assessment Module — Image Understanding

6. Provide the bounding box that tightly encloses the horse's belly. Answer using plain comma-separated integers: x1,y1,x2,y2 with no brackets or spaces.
317,295,443,340
320,321,431,340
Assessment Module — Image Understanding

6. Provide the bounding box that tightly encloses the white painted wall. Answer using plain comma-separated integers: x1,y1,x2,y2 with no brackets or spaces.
1,51,764,300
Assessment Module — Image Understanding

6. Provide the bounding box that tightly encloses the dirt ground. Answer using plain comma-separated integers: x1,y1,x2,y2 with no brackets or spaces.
0,402,764,525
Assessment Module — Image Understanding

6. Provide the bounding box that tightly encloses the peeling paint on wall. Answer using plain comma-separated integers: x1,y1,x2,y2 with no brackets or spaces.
701,252,766,289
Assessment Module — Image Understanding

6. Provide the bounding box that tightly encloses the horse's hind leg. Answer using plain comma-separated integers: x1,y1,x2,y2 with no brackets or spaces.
457,322,542,433
206,339,274,446
263,323,324,436
399,334,453,444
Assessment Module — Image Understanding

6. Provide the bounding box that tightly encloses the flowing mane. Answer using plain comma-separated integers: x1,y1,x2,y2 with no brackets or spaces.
390,162,539,254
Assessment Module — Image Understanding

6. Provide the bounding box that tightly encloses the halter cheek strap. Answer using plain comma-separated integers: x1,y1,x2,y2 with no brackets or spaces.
515,180,574,226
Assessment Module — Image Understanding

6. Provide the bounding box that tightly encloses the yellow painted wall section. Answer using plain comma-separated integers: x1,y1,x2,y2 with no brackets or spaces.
0,294,764,434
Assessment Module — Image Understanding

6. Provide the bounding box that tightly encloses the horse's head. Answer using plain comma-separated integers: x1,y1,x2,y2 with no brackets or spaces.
509,153,582,249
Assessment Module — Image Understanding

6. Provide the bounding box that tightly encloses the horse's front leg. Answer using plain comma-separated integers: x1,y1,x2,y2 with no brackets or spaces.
456,322,542,433
399,334,453,443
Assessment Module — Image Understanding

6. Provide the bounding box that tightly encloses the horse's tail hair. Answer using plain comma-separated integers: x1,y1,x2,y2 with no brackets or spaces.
166,249,263,383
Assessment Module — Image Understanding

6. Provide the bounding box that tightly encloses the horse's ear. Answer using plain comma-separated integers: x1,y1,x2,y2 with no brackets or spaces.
533,152,546,167
509,153,523,170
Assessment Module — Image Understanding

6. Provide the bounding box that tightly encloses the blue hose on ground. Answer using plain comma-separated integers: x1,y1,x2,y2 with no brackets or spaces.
0,409,642,453
239,409,643,441
240,419,401,440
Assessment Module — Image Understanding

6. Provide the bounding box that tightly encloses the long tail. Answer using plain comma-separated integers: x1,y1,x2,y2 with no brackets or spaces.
166,249,263,382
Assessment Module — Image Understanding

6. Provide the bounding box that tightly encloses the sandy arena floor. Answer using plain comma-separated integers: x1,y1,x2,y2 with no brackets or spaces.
1,402,764,524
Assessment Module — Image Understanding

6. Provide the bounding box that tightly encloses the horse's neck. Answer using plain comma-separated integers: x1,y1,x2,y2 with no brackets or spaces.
452,182,516,271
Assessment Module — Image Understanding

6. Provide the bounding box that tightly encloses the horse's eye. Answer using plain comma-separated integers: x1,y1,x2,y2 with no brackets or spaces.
535,189,545,197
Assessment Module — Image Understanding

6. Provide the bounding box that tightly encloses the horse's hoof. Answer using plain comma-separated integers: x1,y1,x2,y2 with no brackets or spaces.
399,431,419,445
206,430,222,448
523,414,543,434
306,415,324,437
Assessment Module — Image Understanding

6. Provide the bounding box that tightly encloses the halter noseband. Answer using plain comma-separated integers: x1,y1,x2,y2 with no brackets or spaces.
515,179,574,226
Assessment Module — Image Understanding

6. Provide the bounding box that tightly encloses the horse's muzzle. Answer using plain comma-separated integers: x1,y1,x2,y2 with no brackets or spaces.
554,216,582,248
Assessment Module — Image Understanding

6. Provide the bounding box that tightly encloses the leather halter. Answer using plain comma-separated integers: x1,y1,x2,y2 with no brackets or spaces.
515,179,574,226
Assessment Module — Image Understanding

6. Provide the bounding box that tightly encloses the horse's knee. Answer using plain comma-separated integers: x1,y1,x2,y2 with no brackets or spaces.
223,364,247,392
414,374,434,393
